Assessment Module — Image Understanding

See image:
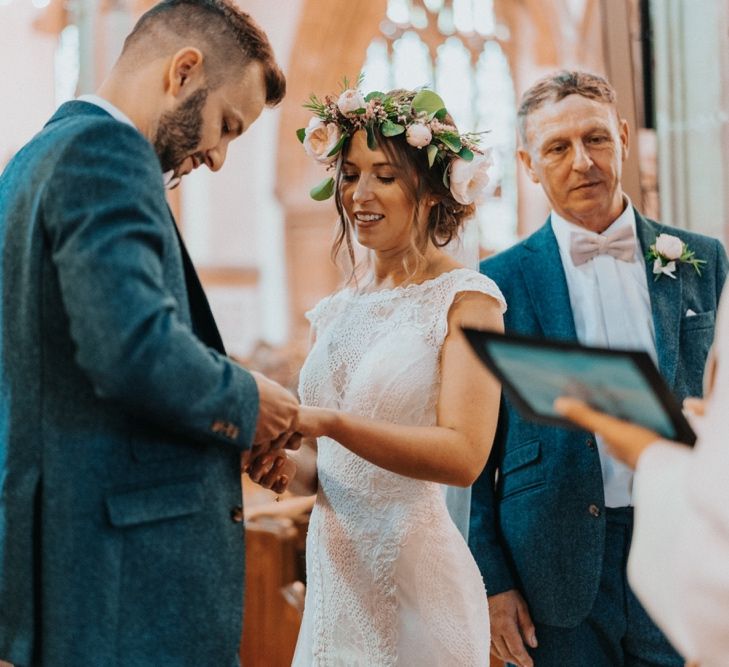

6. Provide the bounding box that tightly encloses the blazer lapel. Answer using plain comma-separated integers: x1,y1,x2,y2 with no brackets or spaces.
520,219,578,340
635,211,682,386
168,208,226,355
45,104,228,356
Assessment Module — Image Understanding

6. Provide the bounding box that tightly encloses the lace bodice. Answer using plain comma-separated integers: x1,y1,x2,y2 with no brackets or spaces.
294,268,505,667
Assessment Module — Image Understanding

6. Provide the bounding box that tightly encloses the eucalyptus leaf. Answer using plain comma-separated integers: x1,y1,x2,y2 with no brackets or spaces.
440,132,462,152
458,147,474,162
296,128,306,143
365,91,385,102
381,120,405,137
412,90,446,115
442,164,450,189
426,144,438,168
310,177,335,201
326,133,348,157
366,125,377,150
435,108,448,120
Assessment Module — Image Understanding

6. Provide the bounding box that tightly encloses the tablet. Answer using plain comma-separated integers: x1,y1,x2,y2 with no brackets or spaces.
462,328,696,446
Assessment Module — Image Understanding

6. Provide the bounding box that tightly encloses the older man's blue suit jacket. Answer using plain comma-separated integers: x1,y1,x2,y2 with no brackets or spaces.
0,102,259,666
469,213,728,627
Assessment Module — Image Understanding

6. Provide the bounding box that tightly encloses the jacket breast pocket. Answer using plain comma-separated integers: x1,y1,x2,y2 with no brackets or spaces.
682,310,715,332
499,439,545,500
106,479,204,528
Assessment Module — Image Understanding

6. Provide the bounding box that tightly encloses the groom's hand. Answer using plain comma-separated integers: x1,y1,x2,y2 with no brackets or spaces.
489,589,537,667
241,430,302,471
251,371,299,445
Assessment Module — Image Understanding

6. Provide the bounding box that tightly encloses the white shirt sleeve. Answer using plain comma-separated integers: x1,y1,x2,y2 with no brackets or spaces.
627,291,729,666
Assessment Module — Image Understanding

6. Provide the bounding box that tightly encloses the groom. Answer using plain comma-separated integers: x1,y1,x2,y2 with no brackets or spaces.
470,70,728,666
0,1,298,665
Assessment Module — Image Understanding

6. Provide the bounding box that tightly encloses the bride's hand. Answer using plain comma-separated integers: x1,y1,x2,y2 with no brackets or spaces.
295,405,334,438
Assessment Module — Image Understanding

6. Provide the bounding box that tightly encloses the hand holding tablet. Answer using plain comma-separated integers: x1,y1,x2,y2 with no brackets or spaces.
463,328,696,447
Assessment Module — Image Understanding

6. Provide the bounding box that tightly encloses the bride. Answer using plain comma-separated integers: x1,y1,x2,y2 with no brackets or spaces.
252,85,504,665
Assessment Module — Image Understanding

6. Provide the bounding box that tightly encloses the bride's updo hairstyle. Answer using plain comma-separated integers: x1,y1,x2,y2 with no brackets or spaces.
298,84,491,280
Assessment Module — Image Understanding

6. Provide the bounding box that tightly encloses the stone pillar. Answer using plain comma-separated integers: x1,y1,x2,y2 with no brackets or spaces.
650,0,729,241
600,0,644,210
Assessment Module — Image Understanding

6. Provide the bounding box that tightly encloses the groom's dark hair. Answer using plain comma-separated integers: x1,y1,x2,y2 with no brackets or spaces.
517,70,617,144
121,0,285,106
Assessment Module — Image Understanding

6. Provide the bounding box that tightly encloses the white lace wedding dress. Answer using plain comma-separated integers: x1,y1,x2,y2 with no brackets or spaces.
293,267,506,667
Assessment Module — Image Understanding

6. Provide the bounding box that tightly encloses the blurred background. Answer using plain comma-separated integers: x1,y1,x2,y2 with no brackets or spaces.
2,0,728,664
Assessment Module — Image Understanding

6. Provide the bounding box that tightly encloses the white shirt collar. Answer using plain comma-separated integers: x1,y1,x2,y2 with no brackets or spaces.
76,94,137,130
551,197,638,263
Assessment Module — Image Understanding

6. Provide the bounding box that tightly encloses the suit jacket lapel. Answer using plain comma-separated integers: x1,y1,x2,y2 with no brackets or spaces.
168,208,226,355
46,104,228,356
635,211,682,386
520,219,578,340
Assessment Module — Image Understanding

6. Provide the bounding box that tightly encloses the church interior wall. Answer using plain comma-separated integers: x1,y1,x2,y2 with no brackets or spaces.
1,0,727,358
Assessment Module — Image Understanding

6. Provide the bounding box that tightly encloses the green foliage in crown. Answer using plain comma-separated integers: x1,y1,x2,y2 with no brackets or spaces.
297,76,491,203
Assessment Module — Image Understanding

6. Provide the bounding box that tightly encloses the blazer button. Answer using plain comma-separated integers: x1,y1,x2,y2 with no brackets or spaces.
589,504,601,518
230,506,244,523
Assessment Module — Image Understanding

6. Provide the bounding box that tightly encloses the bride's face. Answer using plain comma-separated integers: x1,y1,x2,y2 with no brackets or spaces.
339,131,419,253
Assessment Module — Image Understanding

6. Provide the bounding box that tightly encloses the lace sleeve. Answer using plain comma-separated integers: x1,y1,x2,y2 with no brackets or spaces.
436,270,507,346
305,292,343,337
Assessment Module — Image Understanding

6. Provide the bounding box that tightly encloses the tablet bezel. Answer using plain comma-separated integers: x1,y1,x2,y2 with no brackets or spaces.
462,327,697,446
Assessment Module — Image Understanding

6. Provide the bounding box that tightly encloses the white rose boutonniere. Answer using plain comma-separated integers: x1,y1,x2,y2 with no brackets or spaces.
647,233,706,280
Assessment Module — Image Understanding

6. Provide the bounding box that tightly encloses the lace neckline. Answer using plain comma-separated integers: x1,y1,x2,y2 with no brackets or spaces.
344,267,473,301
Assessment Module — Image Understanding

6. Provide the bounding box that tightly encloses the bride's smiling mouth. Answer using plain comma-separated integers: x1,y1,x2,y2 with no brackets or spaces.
354,211,385,227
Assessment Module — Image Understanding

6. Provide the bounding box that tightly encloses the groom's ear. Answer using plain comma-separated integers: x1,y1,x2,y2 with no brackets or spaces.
165,48,205,98
517,146,540,184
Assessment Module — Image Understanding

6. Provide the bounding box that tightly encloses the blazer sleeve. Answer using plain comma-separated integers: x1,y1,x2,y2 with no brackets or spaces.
714,237,728,297
42,120,259,451
468,397,518,595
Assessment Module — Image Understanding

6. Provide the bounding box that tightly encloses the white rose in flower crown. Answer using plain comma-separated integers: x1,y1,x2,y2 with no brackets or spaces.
337,89,366,115
303,117,342,165
449,154,491,205
406,123,432,148
654,233,684,260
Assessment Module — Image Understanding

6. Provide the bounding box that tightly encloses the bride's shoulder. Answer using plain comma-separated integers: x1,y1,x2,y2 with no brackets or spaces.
443,267,507,314
305,288,351,327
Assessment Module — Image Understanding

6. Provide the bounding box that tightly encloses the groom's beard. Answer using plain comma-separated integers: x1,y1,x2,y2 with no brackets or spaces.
154,87,209,175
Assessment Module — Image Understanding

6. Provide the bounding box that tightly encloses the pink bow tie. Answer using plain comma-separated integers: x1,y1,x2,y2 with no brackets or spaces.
569,226,636,266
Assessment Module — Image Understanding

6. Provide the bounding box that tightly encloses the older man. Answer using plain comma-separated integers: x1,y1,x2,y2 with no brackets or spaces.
470,70,728,666
0,1,298,665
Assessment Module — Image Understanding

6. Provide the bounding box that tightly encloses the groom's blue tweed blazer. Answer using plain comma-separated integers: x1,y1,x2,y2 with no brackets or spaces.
0,102,259,666
469,212,728,627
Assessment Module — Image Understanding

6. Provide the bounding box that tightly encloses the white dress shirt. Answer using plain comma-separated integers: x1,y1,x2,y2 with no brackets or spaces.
628,288,729,665
551,201,658,506
77,94,136,130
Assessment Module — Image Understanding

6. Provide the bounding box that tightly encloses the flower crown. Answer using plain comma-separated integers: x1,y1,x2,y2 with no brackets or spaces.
297,80,491,205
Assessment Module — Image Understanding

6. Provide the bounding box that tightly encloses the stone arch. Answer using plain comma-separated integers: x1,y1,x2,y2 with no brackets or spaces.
275,0,386,339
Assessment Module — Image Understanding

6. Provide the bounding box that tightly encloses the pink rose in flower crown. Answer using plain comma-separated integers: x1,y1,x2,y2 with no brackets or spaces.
405,123,432,148
337,89,366,115
654,233,684,260
303,117,342,165
449,154,491,205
